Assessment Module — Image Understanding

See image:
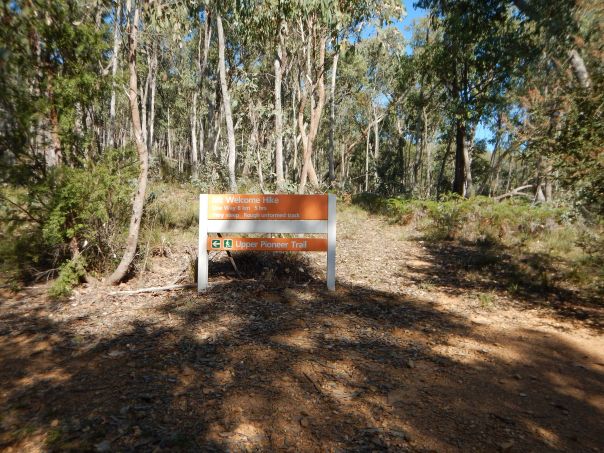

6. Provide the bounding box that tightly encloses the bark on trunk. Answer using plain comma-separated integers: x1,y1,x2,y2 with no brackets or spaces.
274,22,285,191
453,119,465,196
365,128,370,192
373,109,380,186
436,131,453,200
463,136,474,197
108,0,121,148
107,4,149,285
298,26,326,194
568,49,591,89
328,47,339,185
216,13,237,192
191,92,198,165
148,45,157,153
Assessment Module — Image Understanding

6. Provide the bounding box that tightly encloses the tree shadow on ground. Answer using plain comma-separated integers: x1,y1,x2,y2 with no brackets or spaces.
404,240,603,330
1,269,603,451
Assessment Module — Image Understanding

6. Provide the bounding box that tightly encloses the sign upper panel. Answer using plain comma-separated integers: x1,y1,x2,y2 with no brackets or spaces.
207,194,328,220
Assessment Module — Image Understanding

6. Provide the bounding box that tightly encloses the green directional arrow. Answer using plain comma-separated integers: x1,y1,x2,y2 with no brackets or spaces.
211,239,221,249
223,239,233,249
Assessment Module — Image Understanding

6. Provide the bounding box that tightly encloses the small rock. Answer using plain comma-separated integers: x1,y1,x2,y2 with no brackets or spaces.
390,429,410,441
407,359,415,369
513,374,522,380
51,419,60,427
387,389,406,405
300,417,310,428
499,439,514,451
519,393,527,397
95,440,112,452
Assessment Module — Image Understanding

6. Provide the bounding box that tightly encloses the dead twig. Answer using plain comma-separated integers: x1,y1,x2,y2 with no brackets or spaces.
303,371,322,394
109,284,195,296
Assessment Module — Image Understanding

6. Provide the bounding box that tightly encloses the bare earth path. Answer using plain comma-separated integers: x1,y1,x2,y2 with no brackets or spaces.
1,204,603,452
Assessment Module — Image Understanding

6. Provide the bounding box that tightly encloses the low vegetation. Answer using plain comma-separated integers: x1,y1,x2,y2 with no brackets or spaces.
353,193,603,298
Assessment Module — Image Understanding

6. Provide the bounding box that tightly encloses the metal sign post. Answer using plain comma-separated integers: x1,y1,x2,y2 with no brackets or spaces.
198,194,336,291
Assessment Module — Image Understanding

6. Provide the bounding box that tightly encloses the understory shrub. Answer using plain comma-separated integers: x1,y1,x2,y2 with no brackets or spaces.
352,193,602,296
48,255,87,299
1,147,137,289
353,193,567,243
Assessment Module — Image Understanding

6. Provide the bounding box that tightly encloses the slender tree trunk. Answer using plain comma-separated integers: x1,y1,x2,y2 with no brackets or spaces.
365,129,370,192
436,131,453,200
141,50,153,146
292,83,299,175
216,13,237,192
48,95,62,166
109,0,121,148
463,135,474,197
148,45,157,153
568,49,591,89
328,46,339,185
544,158,553,201
274,22,285,191
191,92,198,166
107,3,149,285
373,110,380,187
299,27,326,194
453,119,465,196
197,12,211,163
167,108,172,159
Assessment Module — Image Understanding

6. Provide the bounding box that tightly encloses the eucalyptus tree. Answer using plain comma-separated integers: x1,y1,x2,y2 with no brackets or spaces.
107,0,149,284
417,0,532,197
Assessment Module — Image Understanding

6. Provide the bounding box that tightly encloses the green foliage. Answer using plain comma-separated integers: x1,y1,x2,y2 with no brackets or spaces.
48,255,86,299
1,147,137,283
145,183,199,231
0,0,110,175
354,193,566,242
353,194,603,296
42,147,137,258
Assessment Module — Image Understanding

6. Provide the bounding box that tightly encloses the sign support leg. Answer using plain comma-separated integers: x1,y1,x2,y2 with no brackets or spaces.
327,194,336,291
198,194,208,292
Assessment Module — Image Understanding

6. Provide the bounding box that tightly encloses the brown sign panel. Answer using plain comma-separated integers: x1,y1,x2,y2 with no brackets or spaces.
207,194,328,220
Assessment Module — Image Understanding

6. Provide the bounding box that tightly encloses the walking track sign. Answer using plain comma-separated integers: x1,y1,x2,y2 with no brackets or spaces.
198,194,336,291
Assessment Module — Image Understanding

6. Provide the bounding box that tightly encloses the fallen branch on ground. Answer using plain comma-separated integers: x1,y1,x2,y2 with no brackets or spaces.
494,185,534,201
109,283,195,296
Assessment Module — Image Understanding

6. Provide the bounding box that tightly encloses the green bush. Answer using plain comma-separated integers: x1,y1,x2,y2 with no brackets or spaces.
353,194,567,243
1,147,137,284
48,255,87,299
352,194,602,296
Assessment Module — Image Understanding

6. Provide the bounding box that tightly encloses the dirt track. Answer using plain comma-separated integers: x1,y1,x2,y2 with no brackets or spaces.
1,205,603,452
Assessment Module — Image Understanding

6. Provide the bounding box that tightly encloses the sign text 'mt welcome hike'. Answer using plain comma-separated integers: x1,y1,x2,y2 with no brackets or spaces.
207,194,328,220
198,194,336,291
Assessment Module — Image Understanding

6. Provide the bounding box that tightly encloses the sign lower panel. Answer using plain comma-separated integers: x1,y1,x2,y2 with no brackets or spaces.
207,237,327,252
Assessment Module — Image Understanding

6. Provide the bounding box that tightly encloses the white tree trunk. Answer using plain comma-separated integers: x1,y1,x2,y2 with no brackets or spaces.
274,22,285,191
191,92,198,165
216,13,237,192
109,0,121,148
107,2,149,285
328,47,339,184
